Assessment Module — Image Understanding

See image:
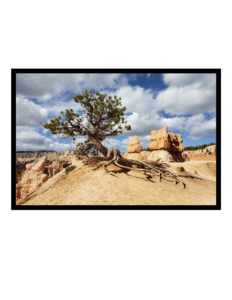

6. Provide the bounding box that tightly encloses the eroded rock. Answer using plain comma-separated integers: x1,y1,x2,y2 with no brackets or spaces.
127,136,142,153
149,125,184,153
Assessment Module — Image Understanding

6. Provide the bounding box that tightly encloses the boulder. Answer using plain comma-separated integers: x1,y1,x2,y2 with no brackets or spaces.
155,150,175,162
147,151,160,161
127,144,142,153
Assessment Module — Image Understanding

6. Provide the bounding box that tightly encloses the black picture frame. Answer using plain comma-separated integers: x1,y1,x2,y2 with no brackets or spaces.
12,69,221,210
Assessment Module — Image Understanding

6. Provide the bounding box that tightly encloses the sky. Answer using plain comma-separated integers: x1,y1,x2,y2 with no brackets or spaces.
16,73,216,153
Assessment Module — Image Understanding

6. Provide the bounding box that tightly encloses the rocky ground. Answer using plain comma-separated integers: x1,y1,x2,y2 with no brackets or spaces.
15,154,86,203
18,158,216,206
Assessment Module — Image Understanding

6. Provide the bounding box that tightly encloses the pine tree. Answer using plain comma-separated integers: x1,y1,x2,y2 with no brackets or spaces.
40,89,131,157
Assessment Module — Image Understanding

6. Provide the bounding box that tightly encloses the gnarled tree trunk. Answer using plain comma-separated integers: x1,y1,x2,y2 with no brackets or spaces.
95,142,108,157
81,125,108,157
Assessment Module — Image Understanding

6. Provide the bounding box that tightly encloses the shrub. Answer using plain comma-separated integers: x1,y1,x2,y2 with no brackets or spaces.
65,165,76,174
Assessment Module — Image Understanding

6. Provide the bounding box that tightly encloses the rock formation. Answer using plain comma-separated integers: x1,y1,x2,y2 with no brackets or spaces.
123,128,185,162
32,160,46,172
149,125,184,152
183,144,216,161
148,125,185,162
203,145,216,153
125,136,143,160
127,136,143,153
16,156,72,203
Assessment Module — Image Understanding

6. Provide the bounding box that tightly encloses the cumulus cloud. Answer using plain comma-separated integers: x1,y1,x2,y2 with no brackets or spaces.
107,85,155,115
16,127,73,151
155,74,216,115
16,98,48,127
16,73,128,102
43,98,82,117
162,73,215,88
42,128,49,134
184,114,216,140
123,112,186,136
102,138,122,148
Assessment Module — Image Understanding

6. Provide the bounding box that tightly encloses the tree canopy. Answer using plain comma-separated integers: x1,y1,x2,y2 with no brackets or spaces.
40,89,131,157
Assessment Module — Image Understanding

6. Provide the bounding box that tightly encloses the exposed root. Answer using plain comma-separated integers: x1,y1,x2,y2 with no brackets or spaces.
104,157,117,176
99,148,212,188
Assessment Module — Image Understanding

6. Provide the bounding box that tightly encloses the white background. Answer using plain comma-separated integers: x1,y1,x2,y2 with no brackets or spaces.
0,0,229,299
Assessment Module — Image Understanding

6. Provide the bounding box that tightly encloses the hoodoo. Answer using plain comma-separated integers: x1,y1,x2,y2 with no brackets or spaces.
148,125,185,162
123,136,143,160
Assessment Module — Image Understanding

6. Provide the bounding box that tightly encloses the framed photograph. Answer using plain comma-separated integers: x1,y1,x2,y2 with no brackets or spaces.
12,69,220,210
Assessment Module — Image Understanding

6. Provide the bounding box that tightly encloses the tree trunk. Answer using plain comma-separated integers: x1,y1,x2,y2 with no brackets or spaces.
81,125,108,157
94,141,108,157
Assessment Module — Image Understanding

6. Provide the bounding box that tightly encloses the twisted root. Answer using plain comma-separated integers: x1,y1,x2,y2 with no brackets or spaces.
99,148,211,188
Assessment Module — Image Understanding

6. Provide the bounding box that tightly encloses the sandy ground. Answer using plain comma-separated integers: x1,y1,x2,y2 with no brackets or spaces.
21,158,216,206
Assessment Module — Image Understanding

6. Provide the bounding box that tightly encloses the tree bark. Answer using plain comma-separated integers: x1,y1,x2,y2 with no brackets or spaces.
95,141,108,157
81,124,108,157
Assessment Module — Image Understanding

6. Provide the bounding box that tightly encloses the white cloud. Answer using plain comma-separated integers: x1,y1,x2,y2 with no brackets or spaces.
16,73,128,102
102,138,122,149
43,98,82,117
162,73,215,88
108,85,155,115
123,112,186,136
16,98,48,127
156,74,216,115
184,114,216,140
16,126,75,151
43,128,49,134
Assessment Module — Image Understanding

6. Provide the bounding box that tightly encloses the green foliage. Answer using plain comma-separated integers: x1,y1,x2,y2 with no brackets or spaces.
40,89,131,157
74,139,96,158
185,143,216,151
65,165,76,174
16,168,21,183
141,148,153,152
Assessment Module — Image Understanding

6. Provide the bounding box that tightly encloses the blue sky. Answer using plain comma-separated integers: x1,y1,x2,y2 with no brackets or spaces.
16,73,216,152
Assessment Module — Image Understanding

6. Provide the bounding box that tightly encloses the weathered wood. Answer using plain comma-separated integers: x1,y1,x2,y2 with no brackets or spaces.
99,148,212,188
